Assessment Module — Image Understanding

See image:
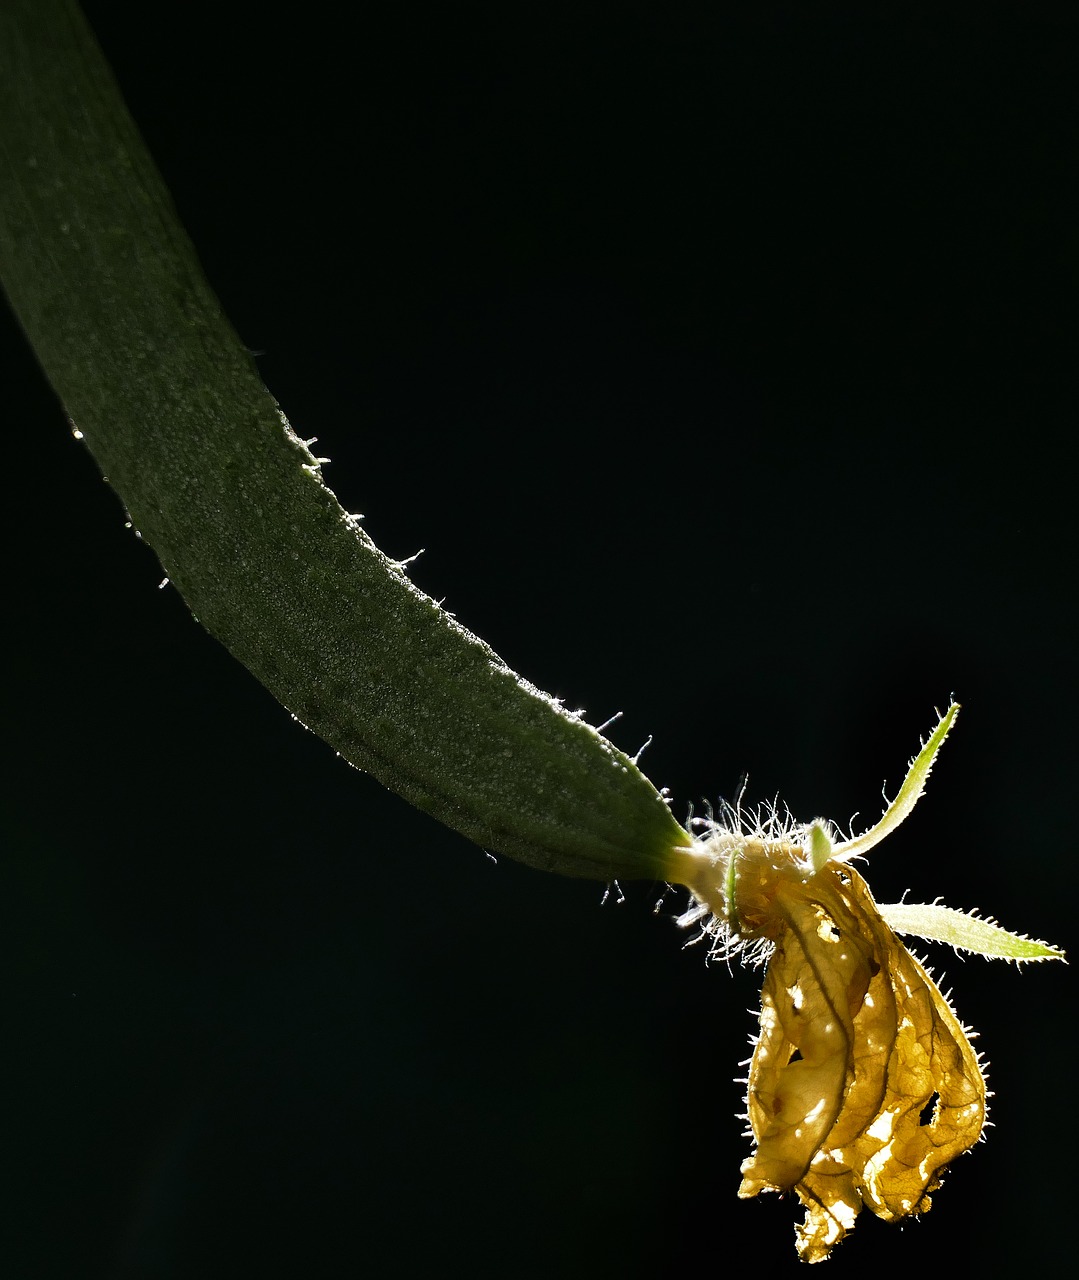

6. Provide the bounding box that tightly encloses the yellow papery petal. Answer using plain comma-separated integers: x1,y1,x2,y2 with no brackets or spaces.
739,863,986,1263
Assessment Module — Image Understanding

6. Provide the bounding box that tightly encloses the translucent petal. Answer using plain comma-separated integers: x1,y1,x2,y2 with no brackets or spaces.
739,864,987,1263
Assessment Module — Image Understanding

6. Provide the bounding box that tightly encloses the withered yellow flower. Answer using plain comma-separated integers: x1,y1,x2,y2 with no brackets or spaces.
670,704,1064,1263
735,858,984,1262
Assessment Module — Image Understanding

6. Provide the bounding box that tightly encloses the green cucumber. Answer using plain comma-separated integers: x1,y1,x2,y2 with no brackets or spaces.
0,0,689,880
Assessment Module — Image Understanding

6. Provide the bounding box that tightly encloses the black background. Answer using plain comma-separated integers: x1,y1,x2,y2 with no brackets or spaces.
3,2,1076,1276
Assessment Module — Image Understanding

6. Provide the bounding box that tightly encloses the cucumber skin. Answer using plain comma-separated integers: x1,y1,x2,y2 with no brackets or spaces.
0,0,689,880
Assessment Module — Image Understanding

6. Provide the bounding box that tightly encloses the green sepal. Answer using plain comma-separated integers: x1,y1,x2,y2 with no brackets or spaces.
832,702,959,863
879,901,1065,963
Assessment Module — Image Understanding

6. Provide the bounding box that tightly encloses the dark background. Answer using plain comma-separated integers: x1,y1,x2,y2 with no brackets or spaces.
3,2,1076,1276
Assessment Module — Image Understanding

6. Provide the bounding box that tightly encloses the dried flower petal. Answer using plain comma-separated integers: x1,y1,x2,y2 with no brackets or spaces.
739,859,986,1263
670,702,1065,1262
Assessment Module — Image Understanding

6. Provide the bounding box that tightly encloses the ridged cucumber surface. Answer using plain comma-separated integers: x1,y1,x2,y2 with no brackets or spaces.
0,0,690,881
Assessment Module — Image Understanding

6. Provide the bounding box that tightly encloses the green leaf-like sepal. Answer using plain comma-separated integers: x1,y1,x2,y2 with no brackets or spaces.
879,901,1065,962
831,702,959,863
